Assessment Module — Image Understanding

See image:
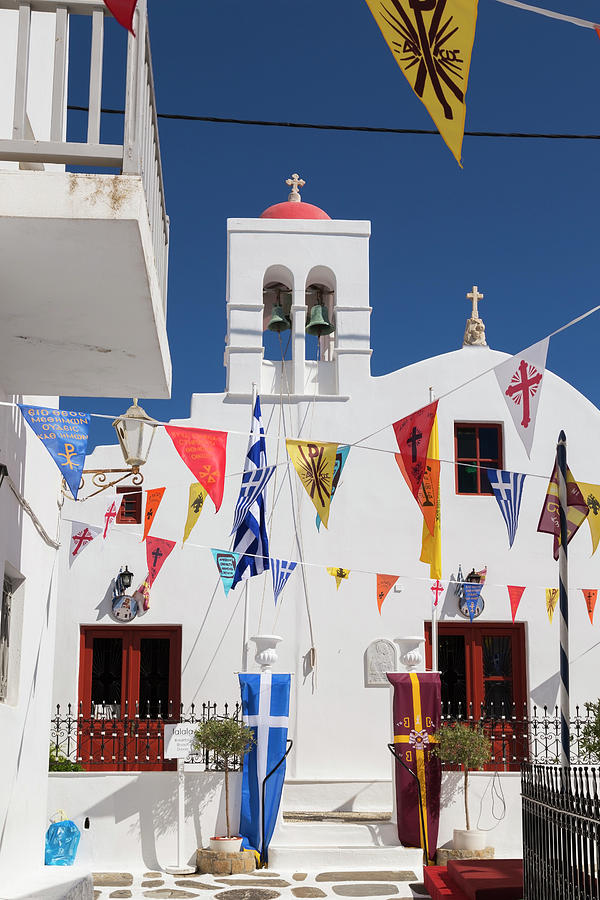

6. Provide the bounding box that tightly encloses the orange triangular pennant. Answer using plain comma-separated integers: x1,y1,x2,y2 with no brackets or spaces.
142,487,165,541
507,585,525,623
376,574,399,614
582,589,597,625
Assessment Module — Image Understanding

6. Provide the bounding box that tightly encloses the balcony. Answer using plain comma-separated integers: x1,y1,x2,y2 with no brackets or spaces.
0,0,171,398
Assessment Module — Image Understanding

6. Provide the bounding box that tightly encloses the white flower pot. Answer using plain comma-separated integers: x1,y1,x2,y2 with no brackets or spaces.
453,828,487,851
209,836,243,853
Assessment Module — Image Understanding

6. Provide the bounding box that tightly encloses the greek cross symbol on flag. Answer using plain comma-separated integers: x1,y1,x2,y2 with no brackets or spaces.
231,464,275,536
486,468,526,548
239,673,291,860
232,396,271,589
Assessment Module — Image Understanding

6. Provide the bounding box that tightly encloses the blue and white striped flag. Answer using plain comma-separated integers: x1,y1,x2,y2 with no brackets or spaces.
231,396,270,588
231,465,275,535
239,672,291,860
486,468,526,548
271,558,297,606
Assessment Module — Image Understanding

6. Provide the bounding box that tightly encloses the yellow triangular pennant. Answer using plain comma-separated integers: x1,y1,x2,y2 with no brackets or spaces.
578,482,600,555
420,416,441,578
546,588,559,623
286,440,338,528
364,0,478,166
183,483,208,545
327,567,350,590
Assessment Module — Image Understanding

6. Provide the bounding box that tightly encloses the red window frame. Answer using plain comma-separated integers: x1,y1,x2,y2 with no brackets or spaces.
454,423,503,496
116,486,142,524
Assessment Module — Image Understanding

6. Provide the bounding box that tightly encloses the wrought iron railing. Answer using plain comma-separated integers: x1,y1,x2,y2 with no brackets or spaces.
522,763,600,899
0,0,169,308
50,701,243,771
440,702,596,770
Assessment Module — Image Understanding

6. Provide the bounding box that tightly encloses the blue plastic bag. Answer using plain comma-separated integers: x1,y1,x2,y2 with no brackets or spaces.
45,819,81,866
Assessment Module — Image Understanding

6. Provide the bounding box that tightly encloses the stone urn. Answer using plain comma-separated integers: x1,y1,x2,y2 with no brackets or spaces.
395,635,426,672
251,634,282,671
453,828,487,852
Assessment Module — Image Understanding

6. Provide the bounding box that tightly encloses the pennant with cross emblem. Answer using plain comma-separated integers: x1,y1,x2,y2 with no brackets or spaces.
18,405,90,500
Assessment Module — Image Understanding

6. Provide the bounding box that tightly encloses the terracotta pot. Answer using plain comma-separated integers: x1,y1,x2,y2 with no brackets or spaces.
209,836,243,853
453,828,487,851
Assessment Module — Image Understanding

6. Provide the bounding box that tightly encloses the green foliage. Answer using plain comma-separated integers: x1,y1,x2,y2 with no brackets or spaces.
193,716,255,770
49,747,83,772
433,722,492,772
581,700,600,762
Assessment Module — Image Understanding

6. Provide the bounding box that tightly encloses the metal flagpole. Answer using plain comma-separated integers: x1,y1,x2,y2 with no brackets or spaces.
557,430,570,766
241,382,258,671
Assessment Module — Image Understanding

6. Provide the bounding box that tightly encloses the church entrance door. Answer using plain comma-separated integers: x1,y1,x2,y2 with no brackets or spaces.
78,625,181,771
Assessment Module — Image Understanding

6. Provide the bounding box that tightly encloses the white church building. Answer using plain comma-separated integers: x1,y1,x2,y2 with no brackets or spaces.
50,178,600,872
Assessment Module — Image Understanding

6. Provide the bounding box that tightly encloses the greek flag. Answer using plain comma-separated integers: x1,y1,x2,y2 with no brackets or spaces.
239,673,291,861
486,468,526,548
232,397,270,588
272,558,297,606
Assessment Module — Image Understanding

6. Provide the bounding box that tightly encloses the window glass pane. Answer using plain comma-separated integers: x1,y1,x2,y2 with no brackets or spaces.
439,635,467,716
484,680,513,714
457,462,478,493
480,468,494,495
139,638,170,718
479,427,499,460
456,427,477,459
483,636,512,677
91,637,122,708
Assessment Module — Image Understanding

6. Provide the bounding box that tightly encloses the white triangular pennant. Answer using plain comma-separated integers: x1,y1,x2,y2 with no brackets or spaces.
494,338,549,457
69,521,102,566
102,494,123,539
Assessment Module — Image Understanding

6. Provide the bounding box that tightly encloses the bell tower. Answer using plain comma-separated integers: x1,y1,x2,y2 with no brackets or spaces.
225,175,372,398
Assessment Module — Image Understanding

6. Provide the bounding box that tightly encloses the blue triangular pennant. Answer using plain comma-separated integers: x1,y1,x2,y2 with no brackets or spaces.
486,468,526,548
463,582,483,622
18,405,89,499
271,558,297,605
211,548,240,597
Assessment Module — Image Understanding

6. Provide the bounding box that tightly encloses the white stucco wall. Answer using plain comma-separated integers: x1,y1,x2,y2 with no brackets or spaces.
0,393,62,879
47,770,242,871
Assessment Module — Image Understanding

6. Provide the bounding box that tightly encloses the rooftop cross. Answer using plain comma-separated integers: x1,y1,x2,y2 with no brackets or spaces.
467,285,484,320
286,173,305,202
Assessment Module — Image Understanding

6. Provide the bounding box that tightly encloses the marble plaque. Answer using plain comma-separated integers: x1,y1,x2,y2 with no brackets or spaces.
365,639,397,686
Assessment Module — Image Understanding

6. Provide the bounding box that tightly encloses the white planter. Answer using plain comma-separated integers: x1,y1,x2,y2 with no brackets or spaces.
209,836,243,853
453,828,487,851
251,634,283,671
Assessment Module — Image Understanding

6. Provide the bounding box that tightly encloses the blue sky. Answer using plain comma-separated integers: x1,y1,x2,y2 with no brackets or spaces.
63,0,600,450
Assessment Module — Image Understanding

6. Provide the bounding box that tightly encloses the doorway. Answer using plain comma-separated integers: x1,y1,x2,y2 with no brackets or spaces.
78,626,181,770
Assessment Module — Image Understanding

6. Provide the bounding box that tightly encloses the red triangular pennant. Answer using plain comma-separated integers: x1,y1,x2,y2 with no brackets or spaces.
392,401,438,497
507,585,525,623
103,0,138,34
146,536,175,587
582,589,597,625
165,426,228,512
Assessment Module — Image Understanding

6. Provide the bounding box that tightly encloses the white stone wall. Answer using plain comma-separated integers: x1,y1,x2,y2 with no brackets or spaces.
0,392,62,877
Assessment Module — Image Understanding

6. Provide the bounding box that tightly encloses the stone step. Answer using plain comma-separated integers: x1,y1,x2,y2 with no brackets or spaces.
283,812,393,824
267,844,424,875
273,821,399,846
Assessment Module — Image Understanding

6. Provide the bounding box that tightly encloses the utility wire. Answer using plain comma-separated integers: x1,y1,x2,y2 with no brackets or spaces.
66,105,600,141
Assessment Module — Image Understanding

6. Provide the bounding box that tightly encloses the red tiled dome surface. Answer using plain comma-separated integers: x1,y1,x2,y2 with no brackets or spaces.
260,200,331,220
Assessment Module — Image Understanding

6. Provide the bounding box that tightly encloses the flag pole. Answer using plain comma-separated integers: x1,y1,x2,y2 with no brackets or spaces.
557,430,570,766
241,382,258,671
429,387,439,673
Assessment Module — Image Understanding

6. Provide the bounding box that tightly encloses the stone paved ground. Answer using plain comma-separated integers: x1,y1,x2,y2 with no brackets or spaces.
92,869,432,900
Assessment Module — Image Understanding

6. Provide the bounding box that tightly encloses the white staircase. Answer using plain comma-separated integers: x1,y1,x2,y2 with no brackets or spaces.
268,811,424,875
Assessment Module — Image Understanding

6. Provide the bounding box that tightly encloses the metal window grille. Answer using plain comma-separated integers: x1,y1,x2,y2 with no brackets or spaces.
0,576,13,702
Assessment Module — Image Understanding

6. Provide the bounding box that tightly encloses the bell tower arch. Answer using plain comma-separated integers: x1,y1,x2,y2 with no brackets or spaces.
225,176,371,398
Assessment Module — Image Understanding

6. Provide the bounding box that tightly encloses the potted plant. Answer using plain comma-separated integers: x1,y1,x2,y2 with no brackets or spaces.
193,715,255,853
433,722,492,852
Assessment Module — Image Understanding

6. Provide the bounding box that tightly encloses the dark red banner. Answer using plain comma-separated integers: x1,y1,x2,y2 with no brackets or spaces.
387,672,441,860
104,1,138,34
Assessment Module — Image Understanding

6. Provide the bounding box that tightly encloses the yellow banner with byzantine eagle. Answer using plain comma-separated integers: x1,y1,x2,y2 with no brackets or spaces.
364,0,478,165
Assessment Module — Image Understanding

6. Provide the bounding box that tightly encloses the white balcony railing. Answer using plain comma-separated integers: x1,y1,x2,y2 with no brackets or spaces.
0,0,169,309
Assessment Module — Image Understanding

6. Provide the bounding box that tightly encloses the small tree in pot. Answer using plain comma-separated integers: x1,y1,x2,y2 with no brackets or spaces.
433,722,492,851
581,699,600,762
193,716,255,852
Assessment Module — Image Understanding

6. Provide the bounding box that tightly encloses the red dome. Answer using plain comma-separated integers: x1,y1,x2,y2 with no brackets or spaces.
260,200,331,220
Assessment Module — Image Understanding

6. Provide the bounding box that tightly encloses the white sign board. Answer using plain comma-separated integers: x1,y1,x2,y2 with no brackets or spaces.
164,722,196,759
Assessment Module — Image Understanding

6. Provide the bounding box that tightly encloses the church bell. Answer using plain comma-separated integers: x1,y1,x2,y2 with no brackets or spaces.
267,304,291,333
305,303,334,337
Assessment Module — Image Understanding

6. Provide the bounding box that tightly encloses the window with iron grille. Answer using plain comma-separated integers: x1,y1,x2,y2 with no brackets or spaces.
454,423,503,495
0,576,13,703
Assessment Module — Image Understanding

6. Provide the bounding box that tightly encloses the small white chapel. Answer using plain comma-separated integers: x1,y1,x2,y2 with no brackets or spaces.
50,175,600,870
